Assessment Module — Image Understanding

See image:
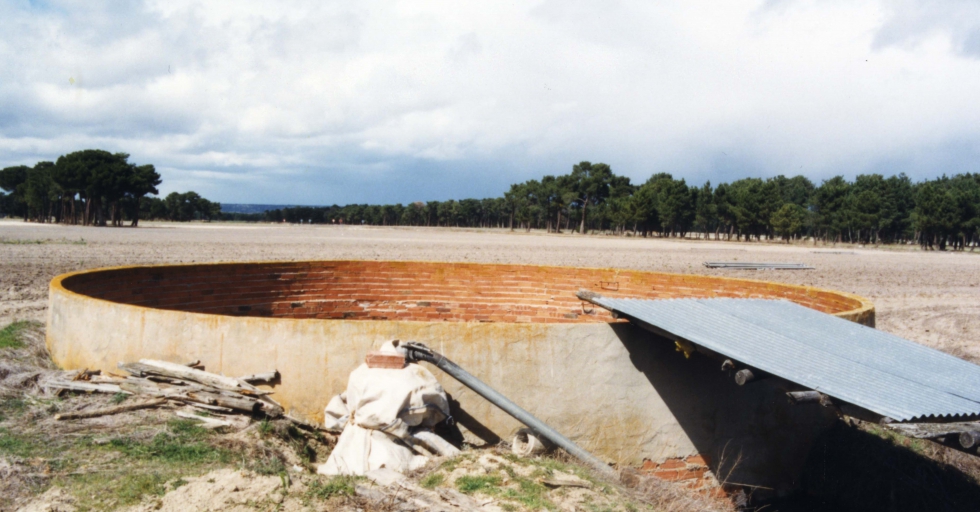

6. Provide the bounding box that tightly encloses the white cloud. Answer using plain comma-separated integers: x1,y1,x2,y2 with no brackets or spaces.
1,0,979,203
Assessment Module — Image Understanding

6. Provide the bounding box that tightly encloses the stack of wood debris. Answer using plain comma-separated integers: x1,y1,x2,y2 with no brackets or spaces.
42,359,326,433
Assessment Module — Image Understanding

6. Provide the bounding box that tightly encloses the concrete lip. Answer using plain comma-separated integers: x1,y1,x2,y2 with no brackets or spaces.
47,260,874,492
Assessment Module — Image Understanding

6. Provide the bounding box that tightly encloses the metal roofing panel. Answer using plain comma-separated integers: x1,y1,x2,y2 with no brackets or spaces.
589,297,980,422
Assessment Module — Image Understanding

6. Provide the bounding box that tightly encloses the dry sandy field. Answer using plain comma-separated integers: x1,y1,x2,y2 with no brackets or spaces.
2,218,980,362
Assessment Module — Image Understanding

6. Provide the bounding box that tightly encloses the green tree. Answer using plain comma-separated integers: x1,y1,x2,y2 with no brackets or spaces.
569,162,614,234
912,178,957,250
813,176,850,243
771,203,807,242
693,182,716,238
23,162,59,222
125,165,162,226
0,165,30,219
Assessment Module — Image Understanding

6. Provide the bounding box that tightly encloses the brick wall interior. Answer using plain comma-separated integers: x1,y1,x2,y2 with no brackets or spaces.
61,261,863,324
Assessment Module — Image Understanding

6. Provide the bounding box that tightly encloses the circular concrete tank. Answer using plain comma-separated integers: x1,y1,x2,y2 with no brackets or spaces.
47,260,873,491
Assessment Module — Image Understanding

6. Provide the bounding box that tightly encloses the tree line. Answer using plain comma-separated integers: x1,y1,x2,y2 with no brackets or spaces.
0,149,221,225
261,162,980,250
5,153,978,250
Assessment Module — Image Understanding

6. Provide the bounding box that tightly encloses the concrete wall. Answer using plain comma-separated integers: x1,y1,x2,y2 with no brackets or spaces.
47,261,873,492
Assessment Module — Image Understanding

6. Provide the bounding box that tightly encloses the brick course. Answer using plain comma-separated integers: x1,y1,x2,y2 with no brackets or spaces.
61,260,872,325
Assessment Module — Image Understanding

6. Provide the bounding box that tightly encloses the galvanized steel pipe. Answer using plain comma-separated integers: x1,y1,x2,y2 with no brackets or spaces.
404,341,618,480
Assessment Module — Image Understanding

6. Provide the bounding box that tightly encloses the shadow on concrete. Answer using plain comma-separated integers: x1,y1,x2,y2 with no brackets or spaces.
612,322,837,497
446,394,501,446
612,323,980,510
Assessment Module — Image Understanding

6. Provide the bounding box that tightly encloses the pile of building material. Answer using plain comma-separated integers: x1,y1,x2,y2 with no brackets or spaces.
41,359,314,431
703,261,814,270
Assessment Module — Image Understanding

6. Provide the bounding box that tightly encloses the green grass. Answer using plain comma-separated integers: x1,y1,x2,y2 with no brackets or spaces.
2,397,255,510
0,320,38,349
440,456,463,472
455,474,503,494
455,471,558,511
306,475,360,501
61,467,183,511
54,420,236,510
102,419,230,464
420,472,445,489
866,425,928,453
0,397,29,422
1,426,192,510
251,454,287,476
0,427,36,457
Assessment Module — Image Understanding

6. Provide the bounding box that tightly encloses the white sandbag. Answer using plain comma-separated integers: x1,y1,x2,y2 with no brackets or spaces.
323,392,349,432
318,341,452,475
412,429,461,457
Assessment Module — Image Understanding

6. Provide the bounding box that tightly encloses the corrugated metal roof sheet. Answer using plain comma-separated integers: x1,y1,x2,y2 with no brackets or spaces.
589,297,980,422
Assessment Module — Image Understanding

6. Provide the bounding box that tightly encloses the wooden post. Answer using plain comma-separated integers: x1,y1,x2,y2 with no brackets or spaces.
787,390,833,407
734,369,757,386
54,399,167,420
960,431,980,450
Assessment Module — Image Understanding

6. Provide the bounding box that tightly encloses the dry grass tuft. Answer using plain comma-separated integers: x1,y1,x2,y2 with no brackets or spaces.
623,472,735,512
0,320,58,400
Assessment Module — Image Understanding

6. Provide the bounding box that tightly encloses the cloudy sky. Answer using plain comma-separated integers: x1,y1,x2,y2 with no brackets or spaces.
2,0,979,205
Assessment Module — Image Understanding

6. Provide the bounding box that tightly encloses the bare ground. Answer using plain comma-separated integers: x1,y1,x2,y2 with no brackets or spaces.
4,219,980,511
3,219,980,362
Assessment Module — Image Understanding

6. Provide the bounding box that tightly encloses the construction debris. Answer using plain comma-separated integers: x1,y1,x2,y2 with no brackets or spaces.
703,261,814,270
53,398,168,420
405,341,620,481
39,358,314,433
512,428,548,457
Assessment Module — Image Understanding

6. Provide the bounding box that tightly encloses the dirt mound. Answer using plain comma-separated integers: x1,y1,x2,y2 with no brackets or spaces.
122,469,287,512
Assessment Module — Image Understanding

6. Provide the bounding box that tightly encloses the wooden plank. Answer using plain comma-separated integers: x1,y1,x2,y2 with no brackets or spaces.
44,380,127,394
134,359,243,389
886,421,980,439
239,371,279,384
787,391,833,407
54,399,167,420
185,391,258,412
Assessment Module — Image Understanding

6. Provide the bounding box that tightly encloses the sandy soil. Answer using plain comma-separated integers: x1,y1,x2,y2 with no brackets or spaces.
2,218,980,362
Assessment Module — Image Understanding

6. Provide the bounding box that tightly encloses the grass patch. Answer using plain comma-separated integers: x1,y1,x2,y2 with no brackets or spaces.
251,453,287,475
110,392,129,405
500,473,556,511
0,397,29,422
59,467,180,511
420,472,445,489
456,474,503,494
114,472,169,504
306,475,360,501
456,470,558,510
866,425,928,453
1,422,219,510
440,455,463,472
0,320,38,349
102,420,229,464
0,427,36,457
51,421,239,510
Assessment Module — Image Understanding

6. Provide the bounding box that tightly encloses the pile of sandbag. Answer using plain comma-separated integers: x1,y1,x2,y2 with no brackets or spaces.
319,340,460,475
